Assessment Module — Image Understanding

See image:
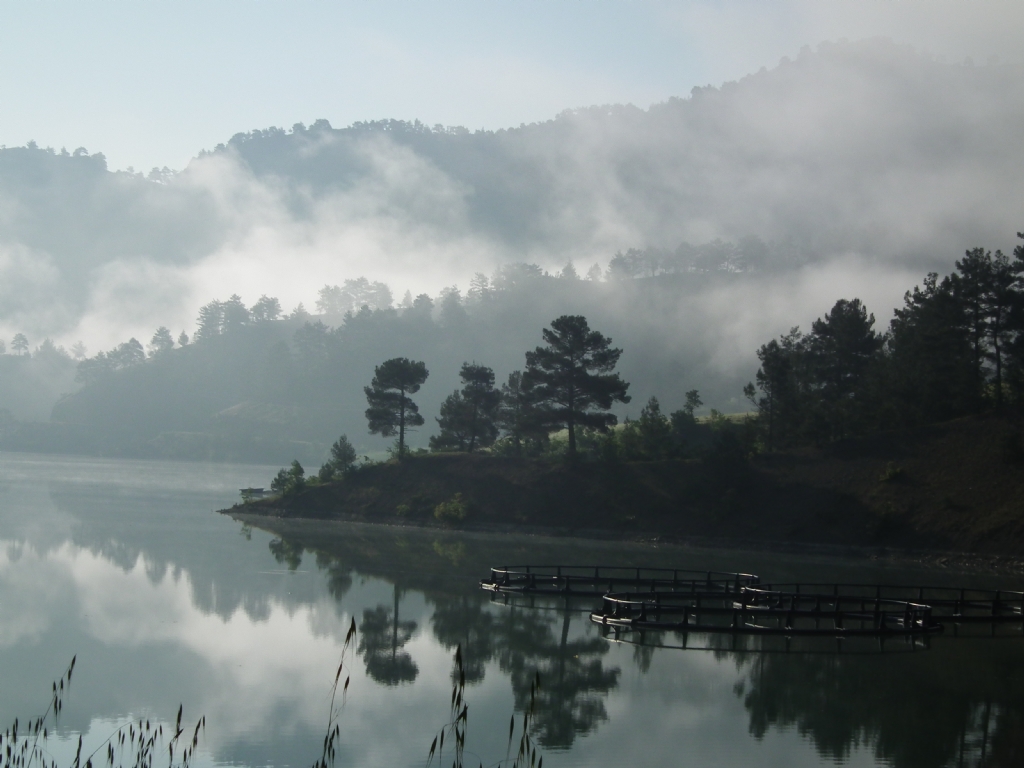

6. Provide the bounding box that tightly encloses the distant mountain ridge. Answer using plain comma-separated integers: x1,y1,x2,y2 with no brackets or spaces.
213,38,1024,261
1,38,1022,425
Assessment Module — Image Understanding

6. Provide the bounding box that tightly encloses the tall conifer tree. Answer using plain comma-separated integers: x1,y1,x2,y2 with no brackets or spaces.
524,315,630,457
364,358,429,456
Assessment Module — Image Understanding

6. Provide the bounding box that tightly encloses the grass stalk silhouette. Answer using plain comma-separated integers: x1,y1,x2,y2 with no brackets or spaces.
7,622,541,768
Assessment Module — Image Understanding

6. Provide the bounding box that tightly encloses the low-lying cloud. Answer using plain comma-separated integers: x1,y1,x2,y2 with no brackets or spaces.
0,39,1020,382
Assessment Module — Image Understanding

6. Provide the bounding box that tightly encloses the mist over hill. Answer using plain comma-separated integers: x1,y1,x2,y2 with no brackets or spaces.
1,38,1022,448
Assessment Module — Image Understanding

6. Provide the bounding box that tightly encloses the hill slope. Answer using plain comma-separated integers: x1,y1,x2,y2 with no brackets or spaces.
233,415,1024,558
2,39,1023,356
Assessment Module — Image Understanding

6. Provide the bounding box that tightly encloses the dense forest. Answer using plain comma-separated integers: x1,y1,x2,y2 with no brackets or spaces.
2,39,1023,378
1,261,730,463
744,236,1024,450
3,232,1021,468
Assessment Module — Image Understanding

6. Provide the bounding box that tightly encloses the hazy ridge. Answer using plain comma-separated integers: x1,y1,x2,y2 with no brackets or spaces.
1,38,1022,454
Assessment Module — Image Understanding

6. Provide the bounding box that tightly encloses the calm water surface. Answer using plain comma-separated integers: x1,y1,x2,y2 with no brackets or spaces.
0,452,1021,767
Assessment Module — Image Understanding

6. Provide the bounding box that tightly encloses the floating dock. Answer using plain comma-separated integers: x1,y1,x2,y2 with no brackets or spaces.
481,565,1024,637
480,565,759,598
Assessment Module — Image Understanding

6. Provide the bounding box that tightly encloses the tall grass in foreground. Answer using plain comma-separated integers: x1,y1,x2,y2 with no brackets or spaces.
426,645,544,768
6,623,543,768
0,656,205,768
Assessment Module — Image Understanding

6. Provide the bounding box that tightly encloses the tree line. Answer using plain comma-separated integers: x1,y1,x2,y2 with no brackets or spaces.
270,312,724,492
745,234,1024,450
362,315,632,459
69,239,776,388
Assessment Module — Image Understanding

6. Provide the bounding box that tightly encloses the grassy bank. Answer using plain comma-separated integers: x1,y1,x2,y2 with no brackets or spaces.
228,414,1024,557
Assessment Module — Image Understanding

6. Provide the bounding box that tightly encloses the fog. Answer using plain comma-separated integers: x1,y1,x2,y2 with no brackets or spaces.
1,39,1022,452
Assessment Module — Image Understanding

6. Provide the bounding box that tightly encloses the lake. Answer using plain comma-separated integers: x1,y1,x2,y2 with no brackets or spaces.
0,452,1021,767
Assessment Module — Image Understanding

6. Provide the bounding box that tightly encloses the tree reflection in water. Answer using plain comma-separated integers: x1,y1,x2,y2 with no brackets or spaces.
728,634,1024,768
432,594,619,749
358,583,419,686
279,526,1024,765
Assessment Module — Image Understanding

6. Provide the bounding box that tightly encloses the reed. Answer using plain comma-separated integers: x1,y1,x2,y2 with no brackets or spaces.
0,657,205,768
311,618,357,768
425,644,544,768
7,623,542,768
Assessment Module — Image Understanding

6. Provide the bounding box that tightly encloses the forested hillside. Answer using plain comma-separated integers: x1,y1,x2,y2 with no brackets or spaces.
12,272,728,462
3,230,1017,466
3,39,1024,461
2,39,1023,374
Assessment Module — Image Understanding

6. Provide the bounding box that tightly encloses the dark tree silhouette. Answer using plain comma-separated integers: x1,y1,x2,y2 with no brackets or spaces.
319,434,357,481
358,584,419,686
496,370,545,456
886,273,976,424
221,294,249,331
431,362,500,452
524,315,630,457
635,396,672,459
430,391,474,452
745,335,796,451
194,300,224,341
807,298,883,440
364,357,429,456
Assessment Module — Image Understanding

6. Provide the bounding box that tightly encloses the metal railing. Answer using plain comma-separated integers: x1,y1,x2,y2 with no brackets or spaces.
590,589,940,635
480,565,759,597
749,583,1024,622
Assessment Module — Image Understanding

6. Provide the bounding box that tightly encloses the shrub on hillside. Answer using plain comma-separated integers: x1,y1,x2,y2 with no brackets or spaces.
434,493,468,524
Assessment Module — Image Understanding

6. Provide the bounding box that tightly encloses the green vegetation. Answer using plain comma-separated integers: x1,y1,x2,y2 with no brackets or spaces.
430,363,501,453
433,493,468,524
523,315,631,458
0,267,750,462
247,230,1024,556
318,435,357,482
745,237,1024,450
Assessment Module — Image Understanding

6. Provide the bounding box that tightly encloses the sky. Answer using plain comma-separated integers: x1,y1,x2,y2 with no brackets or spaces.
2,0,1022,172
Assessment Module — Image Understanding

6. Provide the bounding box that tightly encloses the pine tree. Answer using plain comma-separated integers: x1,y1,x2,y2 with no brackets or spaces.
221,294,249,331
496,371,545,456
11,333,28,355
250,295,282,322
745,338,794,451
195,300,224,341
319,435,358,481
636,397,672,459
524,315,631,457
148,327,175,356
364,358,429,457
886,273,975,424
807,299,883,440
431,363,500,452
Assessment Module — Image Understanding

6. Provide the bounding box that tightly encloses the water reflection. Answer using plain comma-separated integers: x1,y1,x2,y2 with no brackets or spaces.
735,637,1024,767
2,453,1024,768
275,521,1024,765
359,584,419,685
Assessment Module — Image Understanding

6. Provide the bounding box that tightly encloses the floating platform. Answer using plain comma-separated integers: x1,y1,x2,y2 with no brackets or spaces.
480,565,1024,637
748,583,1024,623
589,590,942,636
480,565,759,598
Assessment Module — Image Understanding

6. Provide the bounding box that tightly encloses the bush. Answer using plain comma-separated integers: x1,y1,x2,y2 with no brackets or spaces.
271,459,306,495
434,493,468,524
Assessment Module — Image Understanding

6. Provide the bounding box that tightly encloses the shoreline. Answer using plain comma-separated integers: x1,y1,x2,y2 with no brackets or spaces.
225,508,1024,578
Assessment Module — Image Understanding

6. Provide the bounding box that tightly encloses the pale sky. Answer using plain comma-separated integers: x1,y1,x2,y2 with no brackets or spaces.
1,0,1021,172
